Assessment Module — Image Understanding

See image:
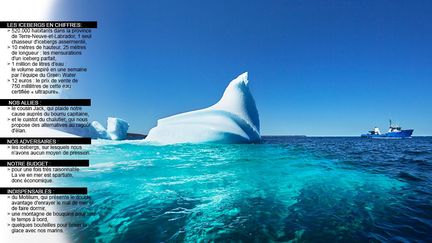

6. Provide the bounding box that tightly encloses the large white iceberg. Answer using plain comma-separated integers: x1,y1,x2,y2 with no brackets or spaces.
145,72,260,144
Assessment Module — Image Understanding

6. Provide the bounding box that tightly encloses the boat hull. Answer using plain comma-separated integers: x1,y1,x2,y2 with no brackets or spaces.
361,129,414,139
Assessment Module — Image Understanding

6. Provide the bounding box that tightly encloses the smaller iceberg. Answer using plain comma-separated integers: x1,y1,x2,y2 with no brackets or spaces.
145,72,260,144
107,117,129,140
89,121,110,139
54,117,130,140
88,117,129,140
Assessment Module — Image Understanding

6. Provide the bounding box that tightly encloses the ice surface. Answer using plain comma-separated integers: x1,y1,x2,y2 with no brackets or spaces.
145,72,260,144
107,117,130,140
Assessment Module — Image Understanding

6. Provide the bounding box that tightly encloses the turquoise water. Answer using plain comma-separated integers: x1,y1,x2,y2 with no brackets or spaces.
65,137,432,242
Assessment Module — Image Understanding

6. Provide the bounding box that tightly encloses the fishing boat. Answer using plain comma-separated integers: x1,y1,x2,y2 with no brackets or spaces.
361,120,414,139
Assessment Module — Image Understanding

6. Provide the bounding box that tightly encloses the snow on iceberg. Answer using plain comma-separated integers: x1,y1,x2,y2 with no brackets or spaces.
145,72,260,144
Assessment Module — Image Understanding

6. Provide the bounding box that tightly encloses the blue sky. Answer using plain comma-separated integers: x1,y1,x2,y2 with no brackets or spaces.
55,0,432,136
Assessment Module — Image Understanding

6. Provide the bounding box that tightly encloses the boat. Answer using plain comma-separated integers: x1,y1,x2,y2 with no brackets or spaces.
361,120,414,139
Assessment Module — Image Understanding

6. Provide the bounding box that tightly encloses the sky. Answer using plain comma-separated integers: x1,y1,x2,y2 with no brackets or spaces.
53,0,431,136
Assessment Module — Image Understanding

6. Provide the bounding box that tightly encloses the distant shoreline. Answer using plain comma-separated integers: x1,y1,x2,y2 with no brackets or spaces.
123,134,432,140
126,133,147,140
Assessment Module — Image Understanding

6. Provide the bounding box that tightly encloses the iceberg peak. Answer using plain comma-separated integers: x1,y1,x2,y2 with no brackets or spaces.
145,72,261,144
211,72,259,133
233,72,249,85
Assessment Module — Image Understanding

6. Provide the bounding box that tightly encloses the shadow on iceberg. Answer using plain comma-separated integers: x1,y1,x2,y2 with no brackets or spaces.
145,72,260,144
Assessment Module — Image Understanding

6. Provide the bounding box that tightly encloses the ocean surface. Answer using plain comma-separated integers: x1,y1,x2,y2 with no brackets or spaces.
66,137,432,242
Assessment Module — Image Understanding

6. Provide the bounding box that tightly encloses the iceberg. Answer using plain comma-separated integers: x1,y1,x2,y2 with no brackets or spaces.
145,72,260,144
53,114,130,140
83,117,130,140
89,121,110,139
107,117,129,140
